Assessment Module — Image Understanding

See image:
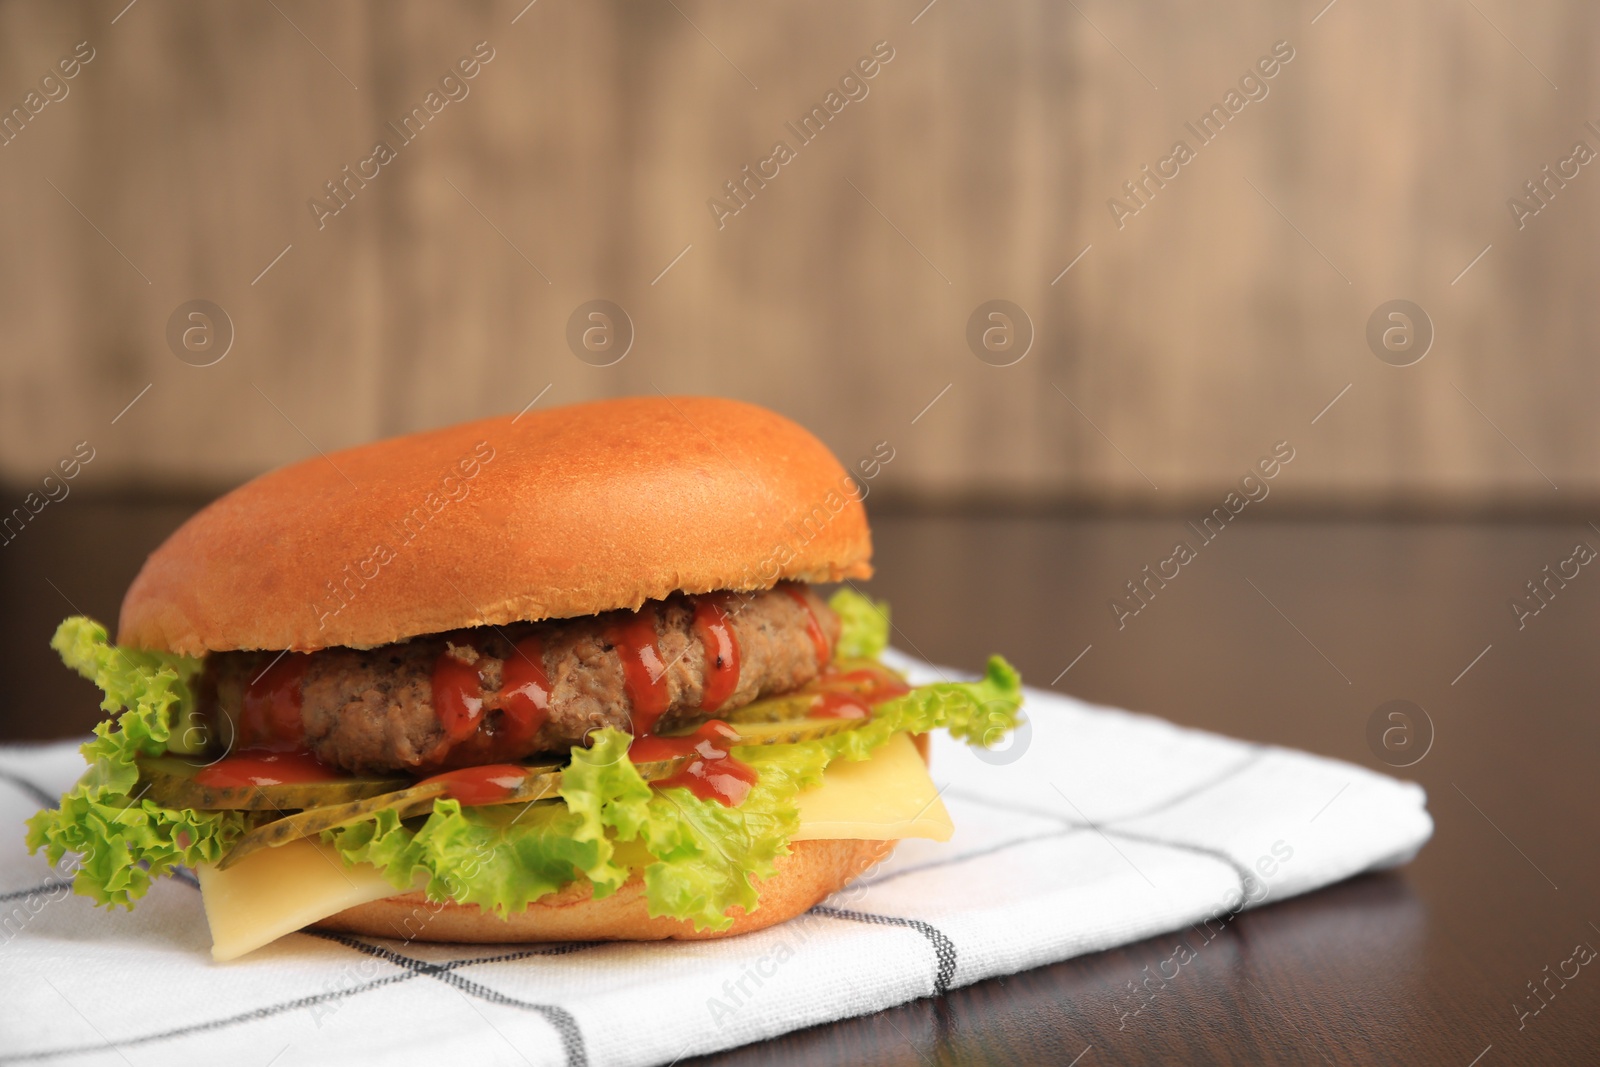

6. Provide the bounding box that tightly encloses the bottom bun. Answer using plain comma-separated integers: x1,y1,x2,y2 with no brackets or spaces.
313,836,895,943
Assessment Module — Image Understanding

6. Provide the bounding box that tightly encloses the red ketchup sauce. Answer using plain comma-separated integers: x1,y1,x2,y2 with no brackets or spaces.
780,585,832,668
810,667,912,719
628,720,757,807
239,654,309,747
609,612,671,736
499,636,552,743
418,763,531,806
432,646,485,744
692,594,741,712
195,748,343,788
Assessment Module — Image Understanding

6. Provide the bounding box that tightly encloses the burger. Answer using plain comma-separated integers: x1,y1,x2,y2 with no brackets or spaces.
27,396,1022,960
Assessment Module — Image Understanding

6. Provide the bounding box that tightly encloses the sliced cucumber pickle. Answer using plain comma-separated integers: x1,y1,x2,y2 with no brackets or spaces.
728,717,867,746
217,779,455,869
718,692,821,723
218,762,565,870
719,659,908,724
829,657,909,684
215,756,690,870
137,757,409,812
629,758,695,781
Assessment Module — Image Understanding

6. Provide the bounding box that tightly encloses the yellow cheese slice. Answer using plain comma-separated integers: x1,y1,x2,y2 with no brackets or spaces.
197,729,948,960
198,837,409,962
791,731,952,842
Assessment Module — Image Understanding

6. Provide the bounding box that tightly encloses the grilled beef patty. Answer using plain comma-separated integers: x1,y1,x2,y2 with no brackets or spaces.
200,585,838,774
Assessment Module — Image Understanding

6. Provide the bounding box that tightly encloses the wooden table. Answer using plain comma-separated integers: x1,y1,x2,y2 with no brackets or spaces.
4,503,1596,1065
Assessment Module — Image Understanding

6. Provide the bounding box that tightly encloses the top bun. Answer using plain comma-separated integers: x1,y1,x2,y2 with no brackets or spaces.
119,396,873,655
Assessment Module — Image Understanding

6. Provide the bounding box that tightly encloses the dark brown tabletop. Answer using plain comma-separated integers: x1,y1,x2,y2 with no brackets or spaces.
4,501,1596,1066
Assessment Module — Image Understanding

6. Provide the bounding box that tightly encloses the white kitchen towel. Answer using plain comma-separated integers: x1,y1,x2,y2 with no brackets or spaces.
0,650,1432,1067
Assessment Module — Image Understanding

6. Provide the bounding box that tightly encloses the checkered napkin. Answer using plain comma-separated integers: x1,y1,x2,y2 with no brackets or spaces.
0,650,1432,1067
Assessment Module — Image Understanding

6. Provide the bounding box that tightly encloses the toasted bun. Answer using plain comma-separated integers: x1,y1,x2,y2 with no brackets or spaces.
313,837,896,943
119,396,872,655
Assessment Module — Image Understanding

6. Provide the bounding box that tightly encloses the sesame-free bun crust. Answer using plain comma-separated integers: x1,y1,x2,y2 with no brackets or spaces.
119,396,873,655
313,837,896,943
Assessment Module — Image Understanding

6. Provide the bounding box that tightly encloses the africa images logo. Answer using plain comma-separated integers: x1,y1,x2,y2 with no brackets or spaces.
1105,40,1296,230
706,41,896,230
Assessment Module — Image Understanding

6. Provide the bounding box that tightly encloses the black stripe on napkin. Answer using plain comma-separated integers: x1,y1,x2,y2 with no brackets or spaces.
870,750,1271,894
2,937,598,1065
313,932,590,1067
810,906,958,995
1102,828,1257,887
944,748,1267,831
0,971,419,1063
1108,748,1267,823
856,827,1085,889
0,879,71,903
0,768,57,809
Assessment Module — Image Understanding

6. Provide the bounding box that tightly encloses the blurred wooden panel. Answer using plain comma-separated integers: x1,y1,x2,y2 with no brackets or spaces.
0,0,1595,509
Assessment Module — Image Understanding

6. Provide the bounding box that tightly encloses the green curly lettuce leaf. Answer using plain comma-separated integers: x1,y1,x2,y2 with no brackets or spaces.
823,653,1024,759
329,794,611,914
829,587,890,659
26,617,245,907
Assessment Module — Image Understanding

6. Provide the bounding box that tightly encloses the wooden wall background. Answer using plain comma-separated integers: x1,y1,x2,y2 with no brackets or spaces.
1,0,1596,510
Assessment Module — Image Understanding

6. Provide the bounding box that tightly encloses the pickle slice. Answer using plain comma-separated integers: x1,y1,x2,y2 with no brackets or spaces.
217,763,568,870
137,757,409,812
718,692,821,723
214,755,699,870
829,657,910,683
718,659,909,724
629,758,695,781
728,717,868,746
216,779,455,869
